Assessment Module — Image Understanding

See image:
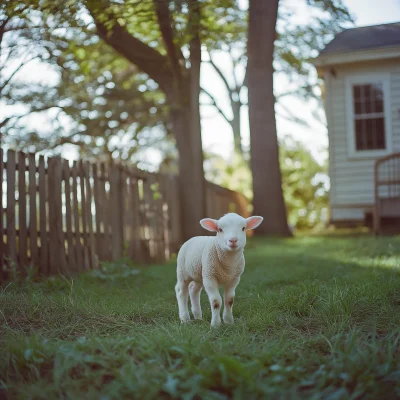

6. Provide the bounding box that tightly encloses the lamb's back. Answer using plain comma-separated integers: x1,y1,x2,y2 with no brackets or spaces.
177,236,214,281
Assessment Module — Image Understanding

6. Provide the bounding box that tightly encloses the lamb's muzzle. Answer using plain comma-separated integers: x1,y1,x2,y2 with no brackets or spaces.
175,212,263,327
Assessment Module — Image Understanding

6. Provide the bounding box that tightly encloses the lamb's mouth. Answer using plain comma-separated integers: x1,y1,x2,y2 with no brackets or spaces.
228,244,238,250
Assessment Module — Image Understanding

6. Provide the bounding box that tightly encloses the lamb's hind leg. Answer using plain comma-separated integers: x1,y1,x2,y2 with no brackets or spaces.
175,278,190,322
189,281,203,319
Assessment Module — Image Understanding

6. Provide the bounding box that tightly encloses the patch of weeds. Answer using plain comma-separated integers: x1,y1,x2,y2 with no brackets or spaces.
92,259,140,281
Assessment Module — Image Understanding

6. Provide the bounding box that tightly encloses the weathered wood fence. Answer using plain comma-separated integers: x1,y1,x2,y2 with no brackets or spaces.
0,149,250,280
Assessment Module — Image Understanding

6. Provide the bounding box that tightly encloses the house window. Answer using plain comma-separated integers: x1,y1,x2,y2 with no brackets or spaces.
352,83,385,151
346,74,391,157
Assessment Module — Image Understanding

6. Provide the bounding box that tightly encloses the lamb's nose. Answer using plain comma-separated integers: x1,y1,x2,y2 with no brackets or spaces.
229,238,238,244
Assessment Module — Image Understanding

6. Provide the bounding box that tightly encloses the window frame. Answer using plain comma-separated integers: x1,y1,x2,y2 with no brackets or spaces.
345,73,392,159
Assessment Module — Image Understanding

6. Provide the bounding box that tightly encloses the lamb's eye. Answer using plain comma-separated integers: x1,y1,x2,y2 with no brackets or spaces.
242,227,245,231
218,228,223,233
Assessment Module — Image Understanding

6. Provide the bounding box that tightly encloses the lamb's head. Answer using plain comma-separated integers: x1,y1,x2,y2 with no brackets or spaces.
200,213,263,252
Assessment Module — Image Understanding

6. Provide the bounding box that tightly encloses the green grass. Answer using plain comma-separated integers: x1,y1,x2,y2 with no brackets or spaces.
1,233,400,399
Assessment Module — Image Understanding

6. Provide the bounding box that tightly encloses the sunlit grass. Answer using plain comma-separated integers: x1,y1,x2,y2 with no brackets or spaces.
1,233,400,399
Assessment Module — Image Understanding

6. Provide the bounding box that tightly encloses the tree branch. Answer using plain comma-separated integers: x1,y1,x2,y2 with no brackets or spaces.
201,88,231,124
90,11,174,94
0,105,65,130
276,103,310,128
207,50,233,97
0,16,11,44
228,45,240,91
275,90,303,100
154,0,184,82
4,25,44,33
0,55,41,94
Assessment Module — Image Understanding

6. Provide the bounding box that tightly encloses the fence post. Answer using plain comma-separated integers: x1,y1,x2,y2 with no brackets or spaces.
167,174,183,253
63,160,75,271
38,155,48,275
6,150,16,276
130,175,143,264
18,151,28,269
28,153,38,269
110,163,122,260
0,149,3,281
71,161,83,271
48,156,66,275
84,161,97,269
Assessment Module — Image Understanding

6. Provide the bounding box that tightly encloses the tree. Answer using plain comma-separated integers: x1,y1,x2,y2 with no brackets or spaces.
247,0,290,236
79,0,205,241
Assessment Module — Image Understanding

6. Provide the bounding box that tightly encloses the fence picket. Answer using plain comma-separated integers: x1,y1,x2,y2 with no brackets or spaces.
64,160,75,270
48,157,65,274
0,148,3,280
18,151,28,269
110,164,122,260
29,153,38,268
38,156,48,274
93,163,102,260
72,161,83,271
84,161,97,269
79,160,90,270
130,176,143,263
101,163,111,260
7,150,17,275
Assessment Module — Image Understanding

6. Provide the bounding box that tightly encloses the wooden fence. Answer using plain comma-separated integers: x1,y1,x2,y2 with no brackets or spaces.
0,149,250,281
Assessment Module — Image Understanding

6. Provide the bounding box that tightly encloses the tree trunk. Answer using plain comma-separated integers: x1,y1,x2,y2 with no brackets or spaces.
247,0,290,236
170,105,206,240
231,100,243,155
170,0,206,242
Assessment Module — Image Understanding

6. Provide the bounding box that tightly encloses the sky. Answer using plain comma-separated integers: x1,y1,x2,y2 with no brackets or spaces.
3,0,400,167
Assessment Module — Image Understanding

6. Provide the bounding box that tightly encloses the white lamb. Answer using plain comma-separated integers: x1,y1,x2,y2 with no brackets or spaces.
175,213,263,327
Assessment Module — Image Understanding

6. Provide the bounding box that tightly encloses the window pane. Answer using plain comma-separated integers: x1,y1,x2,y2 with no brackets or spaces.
366,119,375,148
352,83,384,115
355,117,385,151
376,117,386,149
353,85,361,101
371,83,383,113
355,119,364,150
354,100,362,115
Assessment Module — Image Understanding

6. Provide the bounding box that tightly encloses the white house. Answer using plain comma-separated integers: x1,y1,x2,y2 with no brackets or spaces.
314,22,400,227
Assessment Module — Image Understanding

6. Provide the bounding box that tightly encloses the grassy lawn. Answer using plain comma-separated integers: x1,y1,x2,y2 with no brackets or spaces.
1,233,400,399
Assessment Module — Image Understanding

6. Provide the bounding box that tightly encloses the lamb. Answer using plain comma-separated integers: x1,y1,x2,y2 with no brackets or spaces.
175,213,263,327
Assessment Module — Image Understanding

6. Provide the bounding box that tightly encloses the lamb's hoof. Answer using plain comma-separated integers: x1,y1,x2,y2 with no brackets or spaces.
180,314,190,323
223,318,234,324
192,313,203,320
210,320,221,328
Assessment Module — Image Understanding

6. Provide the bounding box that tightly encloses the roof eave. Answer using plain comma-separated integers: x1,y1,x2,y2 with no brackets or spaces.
313,45,400,76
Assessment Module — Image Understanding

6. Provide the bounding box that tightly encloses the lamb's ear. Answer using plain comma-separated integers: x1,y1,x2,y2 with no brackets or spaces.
246,216,263,230
200,218,218,232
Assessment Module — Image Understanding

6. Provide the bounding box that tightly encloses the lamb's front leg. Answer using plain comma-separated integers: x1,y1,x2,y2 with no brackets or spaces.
223,277,240,324
203,278,222,327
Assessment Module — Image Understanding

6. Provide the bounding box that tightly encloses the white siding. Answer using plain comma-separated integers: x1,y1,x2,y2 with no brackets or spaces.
324,59,400,221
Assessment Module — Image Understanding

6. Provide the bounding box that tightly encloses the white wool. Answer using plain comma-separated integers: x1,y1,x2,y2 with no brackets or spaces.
175,213,263,327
